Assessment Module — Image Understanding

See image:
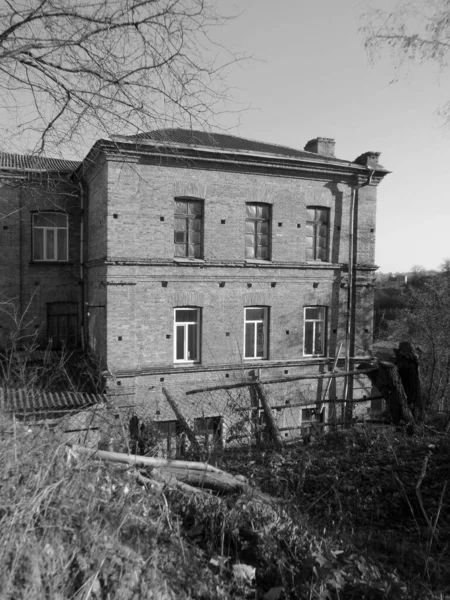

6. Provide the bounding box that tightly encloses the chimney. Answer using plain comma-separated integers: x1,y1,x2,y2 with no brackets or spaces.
304,137,335,157
354,151,381,169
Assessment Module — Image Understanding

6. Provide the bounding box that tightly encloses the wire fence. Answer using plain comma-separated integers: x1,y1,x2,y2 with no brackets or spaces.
1,372,384,458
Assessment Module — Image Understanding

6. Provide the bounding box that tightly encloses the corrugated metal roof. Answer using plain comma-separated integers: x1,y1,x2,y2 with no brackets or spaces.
120,128,350,163
1,388,106,414
0,152,80,173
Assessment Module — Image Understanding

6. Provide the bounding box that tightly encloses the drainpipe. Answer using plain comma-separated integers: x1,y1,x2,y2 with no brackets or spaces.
78,177,86,350
343,169,375,412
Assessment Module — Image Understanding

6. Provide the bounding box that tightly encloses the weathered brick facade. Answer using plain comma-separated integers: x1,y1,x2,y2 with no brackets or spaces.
0,132,389,434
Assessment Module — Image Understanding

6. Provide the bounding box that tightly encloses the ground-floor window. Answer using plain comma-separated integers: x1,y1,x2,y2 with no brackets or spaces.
174,307,200,363
300,405,324,435
47,302,78,348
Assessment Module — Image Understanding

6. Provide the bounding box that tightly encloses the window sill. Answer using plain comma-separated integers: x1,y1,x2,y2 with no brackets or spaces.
30,261,73,266
245,259,272,265
174,361,201,366
174,258,205,264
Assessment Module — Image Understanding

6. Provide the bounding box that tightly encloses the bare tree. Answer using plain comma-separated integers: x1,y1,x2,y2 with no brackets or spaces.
0,0,242,155
361,0,450,119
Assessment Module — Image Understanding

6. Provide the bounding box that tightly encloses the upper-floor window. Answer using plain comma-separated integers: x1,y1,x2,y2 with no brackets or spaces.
305,207,329,261
244,306,268,359
174,199,203,258
47,302,78,348
33,212,68,262
303,306,327,357
245,203,271,260
174,307,201,363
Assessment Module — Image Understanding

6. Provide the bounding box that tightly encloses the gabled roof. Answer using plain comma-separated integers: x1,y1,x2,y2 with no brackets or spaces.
118,128,351,164
0,152,80,173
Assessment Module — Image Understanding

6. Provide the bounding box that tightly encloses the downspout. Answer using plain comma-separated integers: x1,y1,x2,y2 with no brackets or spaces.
78,177,86,350
343,169,375,412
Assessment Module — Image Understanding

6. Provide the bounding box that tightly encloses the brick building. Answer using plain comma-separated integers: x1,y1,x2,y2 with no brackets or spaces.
0,130,389,438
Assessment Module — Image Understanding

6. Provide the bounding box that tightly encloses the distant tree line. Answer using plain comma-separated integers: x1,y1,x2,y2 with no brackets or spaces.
374,260,450,412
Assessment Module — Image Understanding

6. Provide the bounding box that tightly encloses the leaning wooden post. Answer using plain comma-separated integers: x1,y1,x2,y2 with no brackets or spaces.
162,387,202,456
255,383,283,451
358,361,420,433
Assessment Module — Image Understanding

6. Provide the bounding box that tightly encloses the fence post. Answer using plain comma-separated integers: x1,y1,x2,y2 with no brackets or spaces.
255,383,283,451
162,387,202,456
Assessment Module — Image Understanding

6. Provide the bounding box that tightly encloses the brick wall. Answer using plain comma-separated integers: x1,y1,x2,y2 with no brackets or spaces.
91,157,379,415
105,161,355,264
0,177,82,346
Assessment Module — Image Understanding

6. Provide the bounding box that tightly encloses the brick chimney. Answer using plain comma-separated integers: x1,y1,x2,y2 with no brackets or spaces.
304,137,335,157
354,151,381,169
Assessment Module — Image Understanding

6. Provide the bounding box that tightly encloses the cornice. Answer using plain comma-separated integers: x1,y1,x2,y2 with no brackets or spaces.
87,139,390,184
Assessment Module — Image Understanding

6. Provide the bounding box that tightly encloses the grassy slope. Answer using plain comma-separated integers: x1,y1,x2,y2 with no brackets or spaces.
1,419,449,599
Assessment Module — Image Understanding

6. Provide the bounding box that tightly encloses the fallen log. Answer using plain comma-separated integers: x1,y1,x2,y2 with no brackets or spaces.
68,443,222,473
68,443,275,503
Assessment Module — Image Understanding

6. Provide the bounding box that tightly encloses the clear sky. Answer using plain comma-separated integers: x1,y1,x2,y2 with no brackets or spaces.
3,0,449,274
212,0,450,274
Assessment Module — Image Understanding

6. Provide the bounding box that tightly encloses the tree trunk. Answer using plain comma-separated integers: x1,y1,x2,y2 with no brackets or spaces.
359,360,419,431
394,342,425,419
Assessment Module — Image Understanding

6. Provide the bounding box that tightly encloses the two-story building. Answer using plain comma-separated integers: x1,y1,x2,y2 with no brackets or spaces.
0,130,389,436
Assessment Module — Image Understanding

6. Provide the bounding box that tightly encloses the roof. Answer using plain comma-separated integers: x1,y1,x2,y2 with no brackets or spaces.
1,388,106,415
119,128,351,164
0,152,81,173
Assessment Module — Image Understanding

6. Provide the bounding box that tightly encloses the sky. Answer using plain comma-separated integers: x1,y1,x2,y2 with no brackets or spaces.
210,0,450,274
3,0,450,274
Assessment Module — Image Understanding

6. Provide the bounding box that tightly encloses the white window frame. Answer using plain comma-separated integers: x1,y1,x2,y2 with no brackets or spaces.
32,211,69,262
174,307,200,363
244,306,268,360
303,306,327,357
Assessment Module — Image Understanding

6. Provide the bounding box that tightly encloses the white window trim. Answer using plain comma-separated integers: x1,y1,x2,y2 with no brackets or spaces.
174,307,200,363
303,306,327,357
32,212,69,262
244,306,268,360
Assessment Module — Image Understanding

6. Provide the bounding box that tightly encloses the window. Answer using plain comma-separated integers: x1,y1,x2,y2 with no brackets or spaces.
33,212,68,261
305,207,329,261
194,416,222,442
303,307,327,357
301,405,324,435
245,203,270,260
174,199,203,258
47,302,78,348
244,306,268,359
174,308,200,362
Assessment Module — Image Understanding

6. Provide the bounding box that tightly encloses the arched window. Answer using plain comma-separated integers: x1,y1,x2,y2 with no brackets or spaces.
33,212,68,262
174,307,201,363
305,207,329,261
303,306,327,357
245,203,271,260
174,198,203,259
244,306,269,359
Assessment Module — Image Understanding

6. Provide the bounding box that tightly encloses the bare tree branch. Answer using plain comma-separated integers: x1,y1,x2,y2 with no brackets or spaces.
0,0,245,155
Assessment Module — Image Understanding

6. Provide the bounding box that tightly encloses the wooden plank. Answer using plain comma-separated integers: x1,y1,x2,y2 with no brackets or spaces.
185,367,377,395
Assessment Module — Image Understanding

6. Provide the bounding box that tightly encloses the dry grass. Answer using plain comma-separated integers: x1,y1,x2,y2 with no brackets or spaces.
1,414,448,599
